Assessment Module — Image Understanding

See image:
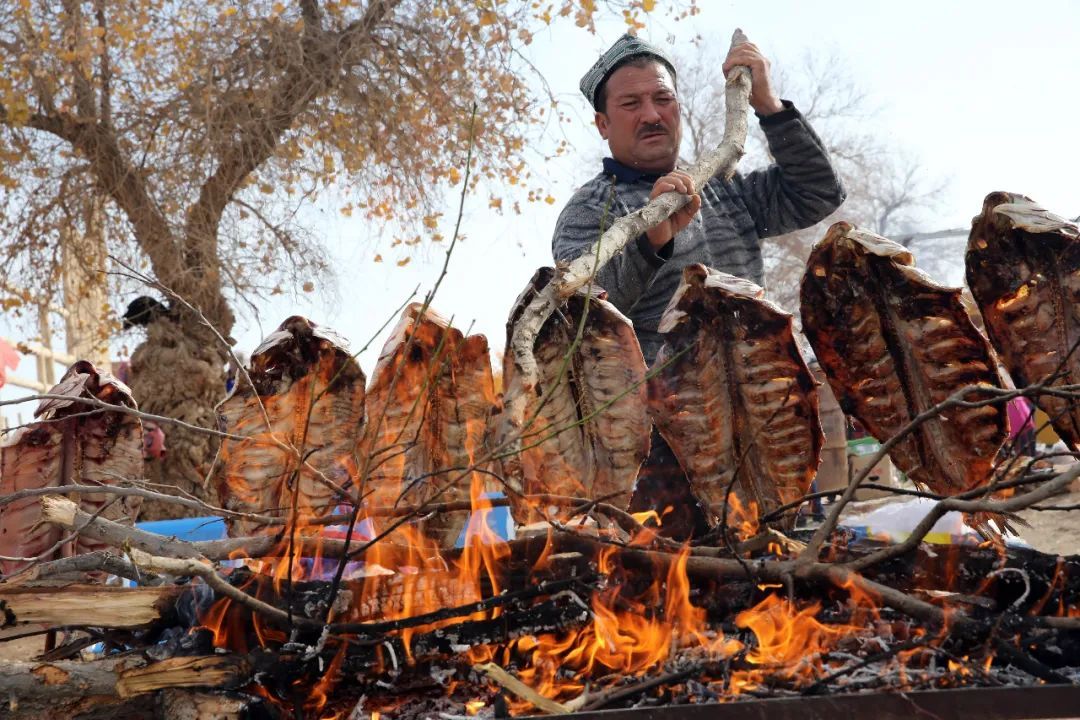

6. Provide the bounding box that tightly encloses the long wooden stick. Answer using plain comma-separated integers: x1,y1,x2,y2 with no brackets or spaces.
502,29,753,492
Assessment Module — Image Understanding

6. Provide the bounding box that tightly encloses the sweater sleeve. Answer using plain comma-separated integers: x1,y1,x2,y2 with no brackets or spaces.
729,100,847,238
551,178,669,314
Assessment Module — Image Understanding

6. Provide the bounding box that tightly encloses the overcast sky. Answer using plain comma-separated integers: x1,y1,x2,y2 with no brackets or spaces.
4,0,1079,396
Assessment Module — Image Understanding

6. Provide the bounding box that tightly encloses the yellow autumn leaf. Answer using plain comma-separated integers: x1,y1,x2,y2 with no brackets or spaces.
6,99,30,125
373,254,383,263
478,10,498,26
396,257,411,267
448,167,462,185
422,215,439,229
544,195,556,205
642,0,655,11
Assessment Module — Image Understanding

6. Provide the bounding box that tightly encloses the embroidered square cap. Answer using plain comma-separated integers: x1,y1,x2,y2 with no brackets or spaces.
579,33,677,110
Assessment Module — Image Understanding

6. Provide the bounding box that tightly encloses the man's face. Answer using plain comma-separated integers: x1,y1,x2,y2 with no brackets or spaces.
595,61,681,174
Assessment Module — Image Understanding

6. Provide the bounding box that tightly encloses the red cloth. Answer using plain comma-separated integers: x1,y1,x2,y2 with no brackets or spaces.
0,339,20,389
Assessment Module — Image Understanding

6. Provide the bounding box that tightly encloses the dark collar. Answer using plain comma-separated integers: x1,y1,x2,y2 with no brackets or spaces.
602,157,663,185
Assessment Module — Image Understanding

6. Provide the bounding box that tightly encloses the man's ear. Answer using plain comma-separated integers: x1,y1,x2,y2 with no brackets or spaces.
594,111,609,140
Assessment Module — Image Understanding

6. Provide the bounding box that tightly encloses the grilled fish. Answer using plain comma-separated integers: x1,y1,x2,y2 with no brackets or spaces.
802,222,1007,501
213,316,365,536
649,264,821,528
966,192,1080,449
0,361,142,576
359,304,497,547
502,268,650,524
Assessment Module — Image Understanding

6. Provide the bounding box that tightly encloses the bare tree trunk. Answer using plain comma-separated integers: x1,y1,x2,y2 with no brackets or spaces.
130,314,227,519
62,195,111,368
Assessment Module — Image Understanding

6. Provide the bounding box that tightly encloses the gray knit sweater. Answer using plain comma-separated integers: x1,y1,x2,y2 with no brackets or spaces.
552,101,846,362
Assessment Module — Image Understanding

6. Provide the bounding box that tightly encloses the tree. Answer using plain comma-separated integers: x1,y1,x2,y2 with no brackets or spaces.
677,48,945,315
0,0,692,514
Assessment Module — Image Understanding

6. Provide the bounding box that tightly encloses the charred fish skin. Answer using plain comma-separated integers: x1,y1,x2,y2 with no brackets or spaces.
73,371,144,555
360,304,498,547
966,192,1080,449
801,222,1006,498
408,330,498,548
501,268,650,524
500,269,587,517
650,264,821,527
577,297,651,502
0,426,63,575
214,316,365,536
360,304,458,538
0,361,142,574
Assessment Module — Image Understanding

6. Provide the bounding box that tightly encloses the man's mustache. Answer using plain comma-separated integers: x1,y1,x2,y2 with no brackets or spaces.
637,123,668,138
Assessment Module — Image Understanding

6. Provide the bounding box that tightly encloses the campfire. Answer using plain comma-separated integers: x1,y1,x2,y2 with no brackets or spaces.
2,192,1080,720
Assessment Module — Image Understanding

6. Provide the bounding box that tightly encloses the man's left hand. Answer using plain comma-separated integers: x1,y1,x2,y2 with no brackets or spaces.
722,41,784,116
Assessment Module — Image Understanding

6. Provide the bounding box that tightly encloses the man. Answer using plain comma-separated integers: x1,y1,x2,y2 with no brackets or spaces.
553,33,846,364
553,34,846,537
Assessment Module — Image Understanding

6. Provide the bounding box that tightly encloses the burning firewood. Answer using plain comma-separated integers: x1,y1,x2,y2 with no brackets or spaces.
0,360,142,575
358,303,498,547
966,192,1080,449
648,264,822,528
15,455,1080,717
801,223,1008,520
212,316,365,536
501,268,650,524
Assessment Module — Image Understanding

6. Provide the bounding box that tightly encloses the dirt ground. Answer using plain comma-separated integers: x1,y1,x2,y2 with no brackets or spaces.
1013,484,1080,556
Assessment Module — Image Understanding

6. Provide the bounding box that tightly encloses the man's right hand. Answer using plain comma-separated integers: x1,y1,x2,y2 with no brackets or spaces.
646,170,701,251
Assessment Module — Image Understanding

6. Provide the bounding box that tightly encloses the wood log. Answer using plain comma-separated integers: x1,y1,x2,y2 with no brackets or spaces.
116,656,250,698
0,654,247,720
9,550,160,585
157,689,258,720
0,584,182,631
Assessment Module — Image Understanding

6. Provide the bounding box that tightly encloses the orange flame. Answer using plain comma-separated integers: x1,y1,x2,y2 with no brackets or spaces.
726,494,760,542
729,594,864,691
503,546,741,706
